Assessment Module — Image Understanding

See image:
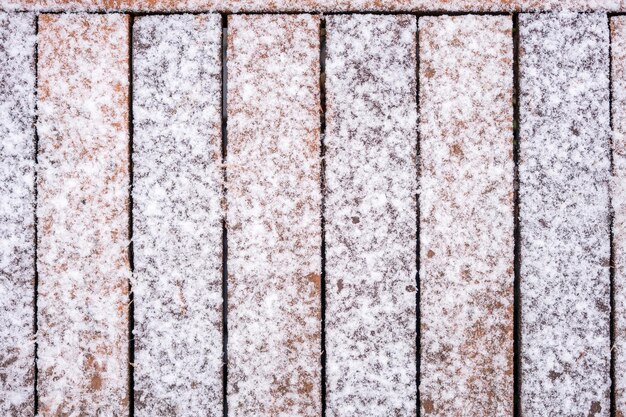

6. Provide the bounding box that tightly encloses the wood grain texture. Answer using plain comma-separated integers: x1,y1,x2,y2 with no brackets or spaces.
0,12,36,417
519,12,611,417
226,14,322,417
37,14,130,416
419,15,514,417
324,14,417,417
132,14,223,417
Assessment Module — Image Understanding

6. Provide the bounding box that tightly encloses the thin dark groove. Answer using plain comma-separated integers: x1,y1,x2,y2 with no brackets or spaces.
512,12,522,417
609,15,616,417
33,14,39,416
319,15,328,417
415,15,421,417
127,14,136,417
221,13,229,417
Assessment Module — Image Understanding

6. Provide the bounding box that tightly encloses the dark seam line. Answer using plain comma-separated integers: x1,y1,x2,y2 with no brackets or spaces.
33,13,40,416
415,14,422,417
512,12,522,417
319,15,328,417
221,13,229,417
609,14,616,417
127,14,136,417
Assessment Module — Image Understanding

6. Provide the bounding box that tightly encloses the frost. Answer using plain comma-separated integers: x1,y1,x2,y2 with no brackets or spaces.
0,12,36,416
226,14,322,417
419,15,514,417
132,14,223,417
324,14,417,417
519,12,611,416
36,14,131,416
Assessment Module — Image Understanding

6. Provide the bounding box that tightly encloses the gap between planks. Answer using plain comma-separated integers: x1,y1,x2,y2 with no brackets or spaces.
33,13,40,417
220,12,229,417
127,13,136,417
319,14,328,417
512,11,522,417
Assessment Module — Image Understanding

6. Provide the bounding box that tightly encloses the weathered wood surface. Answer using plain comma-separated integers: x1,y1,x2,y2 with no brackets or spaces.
132,14,223,417
37,14,131,416
519,12,611,417
324,14,418,417
226,14,322,417
419,14,514,417
0,12,36,417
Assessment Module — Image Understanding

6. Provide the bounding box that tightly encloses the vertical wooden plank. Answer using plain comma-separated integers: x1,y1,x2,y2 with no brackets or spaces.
227,14,321,416
0,12,36,416
37,14,130,416
132,14,223,416
612,15,626,417
519,12,611,416
324,14,417,417
419,15,514,416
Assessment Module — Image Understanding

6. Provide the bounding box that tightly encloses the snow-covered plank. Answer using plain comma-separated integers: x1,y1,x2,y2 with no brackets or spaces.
419,15,514,416
611,15,626,417
324,15,417,417
226,14,322,416
36,14,130,416
0,12,36,416
519,12,611,416
132,14,223,416
1,0,626,13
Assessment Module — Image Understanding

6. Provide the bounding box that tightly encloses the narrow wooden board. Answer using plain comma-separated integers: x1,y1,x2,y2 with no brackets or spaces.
419,15,514,416
0,12,36,416
519,12,611,416
226,14,322,416
132,14,223,417
1,0,625,13
37,14,130,416
324,14,417,417
611,15,626,417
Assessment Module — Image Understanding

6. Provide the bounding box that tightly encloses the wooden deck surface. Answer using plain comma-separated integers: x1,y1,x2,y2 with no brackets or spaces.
0,9,625,417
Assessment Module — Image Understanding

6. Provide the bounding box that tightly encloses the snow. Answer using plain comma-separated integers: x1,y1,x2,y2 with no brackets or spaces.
419,15,514,417
132,14,223,417
519,12,611,417
0,12,36,416
1,0,625,12
226,14,322,417
36,14,131,416
324,14,417,417
611,15,626,417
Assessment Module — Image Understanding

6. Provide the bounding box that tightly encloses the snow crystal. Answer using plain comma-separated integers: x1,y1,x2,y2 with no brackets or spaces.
132,14,223,417
0,12,36,416
36,14,131,416
324,14,417,417
419,15,514,417
226,14,322,417
519,12,611,417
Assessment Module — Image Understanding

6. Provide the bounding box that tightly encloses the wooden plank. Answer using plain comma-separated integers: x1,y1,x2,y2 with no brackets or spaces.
611,15,626,417
324,14,417,417
519,12,611,416
132,14,223,416
419,15,514,416
226,14,321,416
37,14,130,416
1,0,626,14
0,12,36,416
